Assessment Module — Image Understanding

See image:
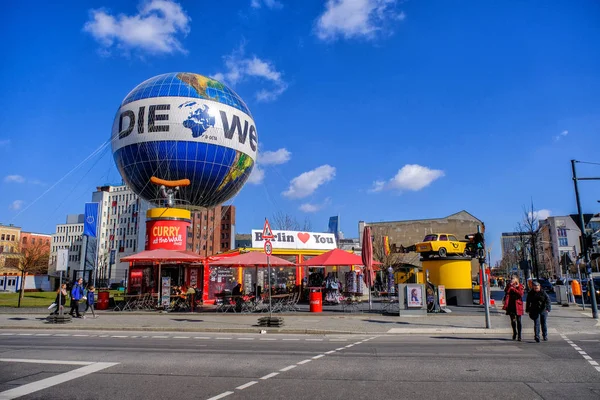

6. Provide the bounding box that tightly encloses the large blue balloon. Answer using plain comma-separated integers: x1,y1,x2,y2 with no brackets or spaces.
112,73,257,208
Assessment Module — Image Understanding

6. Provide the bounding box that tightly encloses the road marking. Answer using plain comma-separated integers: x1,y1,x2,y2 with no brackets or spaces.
17,333,32,336
194,337,211,339
111,335,128,338
330,339,347,342
99,335,109,338
580,339,600,342
345,344,354,348
260,372,279,380
0,358,91,366
312,354,325,359
279,365,296,372
305,339,323,341
206,391,234,400
562,334,600,375
282,338,299,341
0,361,118,399
216,337,232,340
325,350,336,354
72,334,89,337
0,333,13,336
173,336,190,339
130,336,139,338
53,334,69,337
237,338,254,340
336,348,345,351
34,334,51,336
297,359,312,365
236,381,258,390
154,336,169,339
259,338,277,341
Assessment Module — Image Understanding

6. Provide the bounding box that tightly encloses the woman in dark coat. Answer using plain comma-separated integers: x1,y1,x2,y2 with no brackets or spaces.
504,275,525,341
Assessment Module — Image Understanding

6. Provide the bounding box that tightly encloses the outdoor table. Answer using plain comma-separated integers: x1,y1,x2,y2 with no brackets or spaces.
269,294,290,312
341,292,362,313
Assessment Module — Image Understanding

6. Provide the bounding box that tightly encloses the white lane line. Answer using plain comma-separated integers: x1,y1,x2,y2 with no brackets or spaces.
330,339,347,342
111,335,128,338
53,334,69,337
562,334,600,375
345,344,354,348
72,334,89,337
297,359,312,365
325,350,336,354
194,337,211,339
173,336,190,339
336,348,345,351
206,391,234,400
0,358,91,366
279,365,296,372
154,336,169,339
141,336,149,338
237,338,254,341
99,335,109,338
282,338,300,341
236,381,258,390
305,339,323,341
312,354,325,360
259,338,277,341
34,334,51,336
0,333,14,336
216,337,232,340
580,340,600,342
17,333,32,336
0,362,118,399
260,372,279,380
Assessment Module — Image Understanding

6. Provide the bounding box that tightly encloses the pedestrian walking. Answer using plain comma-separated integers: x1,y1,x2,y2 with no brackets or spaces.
503,275,524,341
69,278,84,318
526,281,551,342
51,284,68,315
85,286,97,318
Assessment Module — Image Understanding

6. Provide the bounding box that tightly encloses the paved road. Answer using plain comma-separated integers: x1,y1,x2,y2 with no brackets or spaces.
1,329,599,400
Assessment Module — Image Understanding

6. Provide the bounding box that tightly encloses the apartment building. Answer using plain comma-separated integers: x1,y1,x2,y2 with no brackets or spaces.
187,205,235,257
49,214,85,279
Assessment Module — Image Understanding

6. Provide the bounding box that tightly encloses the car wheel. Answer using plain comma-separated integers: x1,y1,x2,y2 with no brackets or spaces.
438,248,447,258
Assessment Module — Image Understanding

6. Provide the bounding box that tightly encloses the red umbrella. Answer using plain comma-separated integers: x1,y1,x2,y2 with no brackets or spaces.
209,251,295,266
300,248,366,266
362,226,374,310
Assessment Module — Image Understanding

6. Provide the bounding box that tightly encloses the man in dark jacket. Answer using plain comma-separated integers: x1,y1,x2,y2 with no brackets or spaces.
69,278,84,318
526,281,552,342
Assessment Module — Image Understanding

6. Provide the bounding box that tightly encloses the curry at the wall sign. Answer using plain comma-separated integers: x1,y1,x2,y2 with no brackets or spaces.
146,220,188,250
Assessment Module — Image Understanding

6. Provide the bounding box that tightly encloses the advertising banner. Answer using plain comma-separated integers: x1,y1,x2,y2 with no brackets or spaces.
251,229,337,250
161,277,171,308
438,285,447,308
56,249,69,272
407,284,424,308
146,220,189,250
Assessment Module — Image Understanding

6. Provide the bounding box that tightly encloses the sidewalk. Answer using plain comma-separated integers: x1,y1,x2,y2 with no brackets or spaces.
0,303,597,335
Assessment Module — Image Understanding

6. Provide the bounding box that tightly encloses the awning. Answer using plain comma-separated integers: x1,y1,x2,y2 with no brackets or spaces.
209,251,295,266
300,248,382,267
121,249,204,263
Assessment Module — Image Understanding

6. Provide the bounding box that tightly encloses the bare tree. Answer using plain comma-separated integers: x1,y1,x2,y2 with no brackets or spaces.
271,211,313,231
515,203,541,279
13,240,51,307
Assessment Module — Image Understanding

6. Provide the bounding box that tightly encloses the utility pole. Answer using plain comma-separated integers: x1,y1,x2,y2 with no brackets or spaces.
571,160,598,319
477,225,491,328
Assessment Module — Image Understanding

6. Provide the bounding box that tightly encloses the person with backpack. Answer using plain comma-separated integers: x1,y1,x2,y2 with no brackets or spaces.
526,281,552,342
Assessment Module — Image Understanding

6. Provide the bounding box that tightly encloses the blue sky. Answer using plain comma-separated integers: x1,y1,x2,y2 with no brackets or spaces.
1,0,599,264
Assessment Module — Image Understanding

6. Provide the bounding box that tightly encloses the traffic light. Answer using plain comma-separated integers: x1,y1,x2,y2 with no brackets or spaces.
474,232,485,259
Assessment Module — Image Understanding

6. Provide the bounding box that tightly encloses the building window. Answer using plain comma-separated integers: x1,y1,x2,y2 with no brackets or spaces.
559,238,568,246
557,228,567,237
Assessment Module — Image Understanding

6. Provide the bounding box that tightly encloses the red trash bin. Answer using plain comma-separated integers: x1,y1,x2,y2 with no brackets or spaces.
309,290,322,313
96,291,110,310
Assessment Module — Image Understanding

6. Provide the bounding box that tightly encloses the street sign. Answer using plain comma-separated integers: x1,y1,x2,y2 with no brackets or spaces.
262,219,274,239
56,249,69,272
264,240,273,256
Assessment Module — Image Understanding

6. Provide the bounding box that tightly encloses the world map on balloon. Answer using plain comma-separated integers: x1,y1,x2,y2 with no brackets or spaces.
111,72,257,208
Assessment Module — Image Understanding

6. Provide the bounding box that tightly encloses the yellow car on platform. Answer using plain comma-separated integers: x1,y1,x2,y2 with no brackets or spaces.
416,233,467,258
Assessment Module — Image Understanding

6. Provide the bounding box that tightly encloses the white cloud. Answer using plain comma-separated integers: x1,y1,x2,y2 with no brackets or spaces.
4,175,25,183
283,165,336,199
251,0,283,9
554,130,569,141
247,166,265,185
0,139,10,147
9,200,23,211
315,0,405,41
529,209,551,221
213,46,288,102
299,198,331,213
371,164,445,192
83,0,191,56
259,148,291,165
